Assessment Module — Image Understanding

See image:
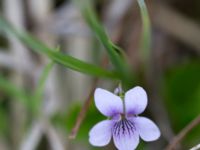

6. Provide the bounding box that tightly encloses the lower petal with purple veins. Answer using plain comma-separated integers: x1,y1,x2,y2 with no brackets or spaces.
112,119,139,150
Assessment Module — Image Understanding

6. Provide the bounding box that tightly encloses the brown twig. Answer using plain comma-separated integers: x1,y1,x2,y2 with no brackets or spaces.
166,115,200,150
68,79,98,139
68,45,110,139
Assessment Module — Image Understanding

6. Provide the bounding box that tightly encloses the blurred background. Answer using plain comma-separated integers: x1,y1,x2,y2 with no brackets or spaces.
0,0,200,150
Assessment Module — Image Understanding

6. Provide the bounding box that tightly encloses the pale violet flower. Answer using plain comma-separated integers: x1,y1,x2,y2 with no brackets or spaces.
89,86,161,150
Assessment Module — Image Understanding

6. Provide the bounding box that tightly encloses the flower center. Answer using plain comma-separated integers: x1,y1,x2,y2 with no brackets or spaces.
112,118,136,137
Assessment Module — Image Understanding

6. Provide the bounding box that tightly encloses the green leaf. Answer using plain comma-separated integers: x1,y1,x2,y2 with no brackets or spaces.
0,108,8,135
34,61,54,100
32,61,54,113
164,62,200,148
0,75,30,105
33,47,59,114
0,16,119,79
74,0,132,86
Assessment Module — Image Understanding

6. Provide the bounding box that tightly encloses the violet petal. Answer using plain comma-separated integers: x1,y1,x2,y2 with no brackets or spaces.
94,88,123,117
89,120,112,146
125,86,147,115
134,116,161,141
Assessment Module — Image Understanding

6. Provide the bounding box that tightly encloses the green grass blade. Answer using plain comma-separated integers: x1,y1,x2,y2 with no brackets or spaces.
0,75,30,105
32,61,54,114
0,17,119,79
137,0,151,64
74,0,132,85
33,47,59,113
34,61,54,102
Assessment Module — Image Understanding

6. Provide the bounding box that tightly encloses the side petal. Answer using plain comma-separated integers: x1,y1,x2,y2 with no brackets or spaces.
94,88,123,117
112,119,140,150
134,117,161,141
89,120,112,146
125,86,147,115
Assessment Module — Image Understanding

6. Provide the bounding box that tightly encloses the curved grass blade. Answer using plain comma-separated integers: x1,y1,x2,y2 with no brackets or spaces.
74,0,133,86
0,17,119,79
34,61,54,100
32,61,54,113
32,47,59,114
34,46,60,100
137,0,151,64
0,75,30,105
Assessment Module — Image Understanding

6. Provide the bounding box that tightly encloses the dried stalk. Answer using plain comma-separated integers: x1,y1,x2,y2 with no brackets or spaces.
103,0,133,36
46,122,65,150
3,0,32,148
0,51,15,70
69,79,98,139
19,0,66,150
166,115,200,150
151,2,200,54
20,122,44,150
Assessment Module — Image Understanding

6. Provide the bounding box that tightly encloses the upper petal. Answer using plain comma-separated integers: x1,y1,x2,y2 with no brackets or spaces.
112,119,140,150
134,116,161,141
94,88,123,117
125,86,147,115
89,120,112,146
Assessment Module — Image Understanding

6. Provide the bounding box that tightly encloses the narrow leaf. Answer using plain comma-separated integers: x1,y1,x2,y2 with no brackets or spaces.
137,0,151,64
33,61,54,110
0,17,119,79
33,47,59,113
0,75,30,105
74,0,132,85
